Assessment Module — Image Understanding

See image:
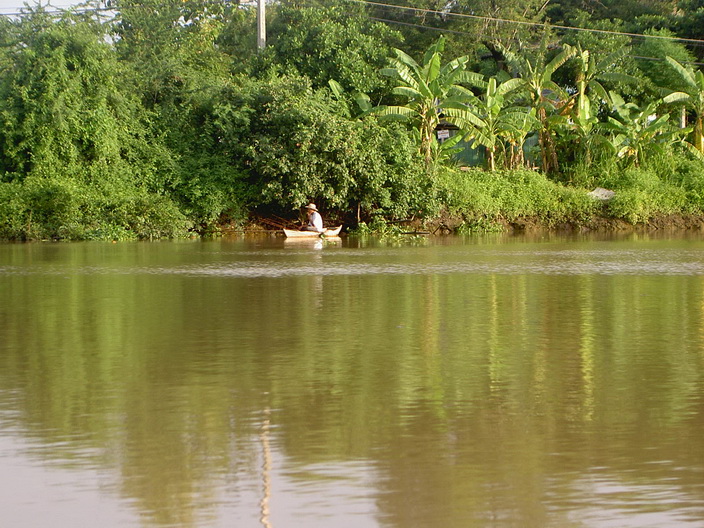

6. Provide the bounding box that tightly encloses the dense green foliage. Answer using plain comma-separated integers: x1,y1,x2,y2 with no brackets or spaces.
1,0,704,240
0,8,189,240
439,167,599,225
224,74,429,220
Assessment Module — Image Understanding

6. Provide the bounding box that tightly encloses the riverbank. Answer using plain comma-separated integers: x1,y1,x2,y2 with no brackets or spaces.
425,212,704,235
232,212,704,239
5,160,704,242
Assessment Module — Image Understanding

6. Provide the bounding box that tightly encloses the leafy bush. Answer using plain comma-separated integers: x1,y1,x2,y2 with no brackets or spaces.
603,177,692,223
220,74,430,220
0,176,191,241
0,182,28,240
657,154,704,211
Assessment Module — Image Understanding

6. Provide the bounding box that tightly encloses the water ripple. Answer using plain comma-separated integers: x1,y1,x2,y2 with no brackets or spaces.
2,248,704,277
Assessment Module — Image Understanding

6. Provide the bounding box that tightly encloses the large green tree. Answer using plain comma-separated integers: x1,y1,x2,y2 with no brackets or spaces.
112,0,233,107
266,4,402,98
671,0,704,52
218,75,427,220
0,8,156,183
363,0,552,67
634,28,698,98
0,8,187,239
111,0,248,227
548,0,676,23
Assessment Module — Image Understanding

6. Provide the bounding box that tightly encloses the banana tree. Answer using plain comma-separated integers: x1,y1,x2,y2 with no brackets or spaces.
571,44,637,121
562,46,637,166
374,36,485,167
503,107,540,170
499,37,575,174
447,77,535,171
663,56,704,154
601,92,688,167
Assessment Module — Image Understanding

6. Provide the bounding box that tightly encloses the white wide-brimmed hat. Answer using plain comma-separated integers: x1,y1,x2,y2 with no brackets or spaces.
305,203,318,211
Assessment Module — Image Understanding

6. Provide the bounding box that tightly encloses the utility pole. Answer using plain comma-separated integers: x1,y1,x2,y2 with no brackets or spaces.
257,0,266,51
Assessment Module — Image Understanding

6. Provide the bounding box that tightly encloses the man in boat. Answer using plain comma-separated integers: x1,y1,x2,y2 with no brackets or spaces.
303,203,324,233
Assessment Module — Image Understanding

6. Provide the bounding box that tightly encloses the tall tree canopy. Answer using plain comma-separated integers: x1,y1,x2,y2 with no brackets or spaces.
266,3,402,97
0,8,154,183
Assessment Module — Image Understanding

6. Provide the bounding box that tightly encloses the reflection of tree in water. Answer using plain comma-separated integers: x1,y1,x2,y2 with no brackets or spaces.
2,248,704,526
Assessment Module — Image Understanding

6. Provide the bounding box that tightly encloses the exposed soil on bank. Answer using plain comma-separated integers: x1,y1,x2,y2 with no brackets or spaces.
230,213,704,237
419,212,704,235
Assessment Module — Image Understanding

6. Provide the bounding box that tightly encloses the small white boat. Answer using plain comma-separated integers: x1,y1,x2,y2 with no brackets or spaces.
283,226,342,238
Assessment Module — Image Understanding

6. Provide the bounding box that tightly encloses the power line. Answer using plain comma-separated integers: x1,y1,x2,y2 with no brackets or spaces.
369,15,469,37
369,15,704,67
4,0,704,51
3,0,704,66
632,55,704,66
344,0,704,47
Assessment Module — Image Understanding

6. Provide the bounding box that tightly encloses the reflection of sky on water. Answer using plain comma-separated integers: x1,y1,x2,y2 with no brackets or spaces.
1,426,701,527
5,425,702,528
558,472,704,528
0,435,136,527
0,431,382,528
3,248,704,277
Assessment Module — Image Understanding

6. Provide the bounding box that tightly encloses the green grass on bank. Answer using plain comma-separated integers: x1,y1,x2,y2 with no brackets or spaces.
437,168,598,227
436,156,704,231
2,154,704,241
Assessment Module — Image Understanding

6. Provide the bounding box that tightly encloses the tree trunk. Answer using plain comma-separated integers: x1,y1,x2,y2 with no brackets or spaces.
420,109,434,166
537,102,559,174
539,129,559,174
510,142,524,169
482,41,506,73
487,147,495,171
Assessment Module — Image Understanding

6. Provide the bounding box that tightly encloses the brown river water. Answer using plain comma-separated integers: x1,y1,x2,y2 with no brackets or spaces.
1,233,703,527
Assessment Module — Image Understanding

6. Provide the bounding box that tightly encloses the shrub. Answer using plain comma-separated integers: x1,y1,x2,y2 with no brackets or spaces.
0,182,28,240
222,75,429,221
0,175,192,241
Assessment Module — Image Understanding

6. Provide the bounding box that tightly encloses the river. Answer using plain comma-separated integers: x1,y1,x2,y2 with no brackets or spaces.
1,233,703,527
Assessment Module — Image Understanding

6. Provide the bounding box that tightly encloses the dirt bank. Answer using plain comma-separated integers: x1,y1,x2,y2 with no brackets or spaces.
423,213,704,235
234,212,704,237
